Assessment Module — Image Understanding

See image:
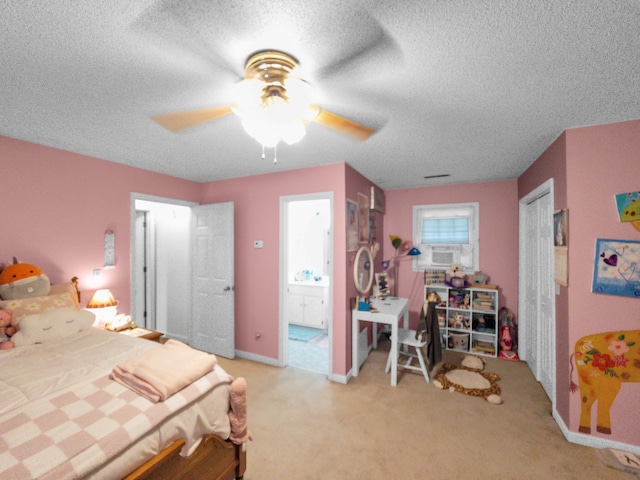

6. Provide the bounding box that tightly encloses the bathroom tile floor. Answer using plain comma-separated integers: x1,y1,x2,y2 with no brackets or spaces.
287,327,328,375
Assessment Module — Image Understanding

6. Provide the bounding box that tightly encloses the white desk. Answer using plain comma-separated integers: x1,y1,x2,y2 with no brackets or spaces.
352,297,409,386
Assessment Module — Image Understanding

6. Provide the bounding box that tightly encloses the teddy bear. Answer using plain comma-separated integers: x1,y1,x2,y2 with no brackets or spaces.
0,309,16,350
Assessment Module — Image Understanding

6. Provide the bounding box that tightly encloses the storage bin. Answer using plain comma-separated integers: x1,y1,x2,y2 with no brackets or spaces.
449,332,469,350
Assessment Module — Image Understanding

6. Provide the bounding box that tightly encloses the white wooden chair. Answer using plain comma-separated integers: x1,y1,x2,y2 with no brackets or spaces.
385,328,430,383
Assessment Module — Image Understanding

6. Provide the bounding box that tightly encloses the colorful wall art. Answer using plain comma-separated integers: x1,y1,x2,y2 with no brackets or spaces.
592,238,640,298
572,329,640,435
615,191,640,232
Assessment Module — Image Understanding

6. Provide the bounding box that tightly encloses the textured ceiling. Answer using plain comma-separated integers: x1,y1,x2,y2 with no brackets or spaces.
2,0,639,190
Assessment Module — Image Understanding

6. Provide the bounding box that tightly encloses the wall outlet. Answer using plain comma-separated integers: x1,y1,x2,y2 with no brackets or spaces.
253,240,264,249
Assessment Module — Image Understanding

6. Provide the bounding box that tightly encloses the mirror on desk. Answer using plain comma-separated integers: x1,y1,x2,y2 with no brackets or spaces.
353,245,374,294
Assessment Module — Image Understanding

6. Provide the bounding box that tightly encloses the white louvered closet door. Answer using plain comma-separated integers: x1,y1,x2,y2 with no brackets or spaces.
522,189,555,403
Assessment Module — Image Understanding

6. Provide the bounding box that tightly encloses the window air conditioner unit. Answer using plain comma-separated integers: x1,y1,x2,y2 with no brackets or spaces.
429,246,461,267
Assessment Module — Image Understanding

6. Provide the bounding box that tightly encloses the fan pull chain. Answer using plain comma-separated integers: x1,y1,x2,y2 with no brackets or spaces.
261,145,266,160
273,144,277,164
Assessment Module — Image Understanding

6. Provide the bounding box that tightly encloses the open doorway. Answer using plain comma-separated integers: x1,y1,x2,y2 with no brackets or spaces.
130,193,236,357
280,193,333,376
130,194,194,341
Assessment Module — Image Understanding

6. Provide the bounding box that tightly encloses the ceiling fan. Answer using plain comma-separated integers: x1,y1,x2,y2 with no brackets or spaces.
150,50,375,146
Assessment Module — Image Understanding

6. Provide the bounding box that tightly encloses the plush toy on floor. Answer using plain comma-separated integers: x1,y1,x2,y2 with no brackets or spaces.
432,354,502,405
0,309,16,350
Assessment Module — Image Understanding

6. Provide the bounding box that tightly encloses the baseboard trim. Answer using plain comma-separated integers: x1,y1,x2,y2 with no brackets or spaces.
235,350,282,367
331,373,349,384
553,409,640,456
236,342,373,386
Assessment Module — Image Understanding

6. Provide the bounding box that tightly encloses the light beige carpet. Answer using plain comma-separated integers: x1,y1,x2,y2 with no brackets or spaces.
217,341,634,480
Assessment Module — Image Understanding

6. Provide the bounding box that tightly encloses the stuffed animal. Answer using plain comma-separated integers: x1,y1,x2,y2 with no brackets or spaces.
433,354,503,404
0,257,50,300
0,309,16,350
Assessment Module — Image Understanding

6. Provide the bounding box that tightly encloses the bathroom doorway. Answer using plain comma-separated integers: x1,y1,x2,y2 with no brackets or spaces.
280,193,333,376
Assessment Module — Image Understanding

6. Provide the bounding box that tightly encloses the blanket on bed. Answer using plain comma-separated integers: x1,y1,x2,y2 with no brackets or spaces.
0,367,232,480
110,339,217,402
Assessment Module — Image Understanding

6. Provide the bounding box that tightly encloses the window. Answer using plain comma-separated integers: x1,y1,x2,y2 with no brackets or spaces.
412,202,479,272
422,218,469,244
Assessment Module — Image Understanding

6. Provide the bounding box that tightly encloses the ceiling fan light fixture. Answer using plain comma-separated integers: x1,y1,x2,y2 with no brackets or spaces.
241,114,279,148
231,51,317,150
281,119,306,145
240,103,307,147
150,51,375,144
232,79,264,113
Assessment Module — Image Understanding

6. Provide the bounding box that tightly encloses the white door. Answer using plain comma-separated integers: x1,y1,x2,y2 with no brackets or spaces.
523,199,540,378
519,180,555,404
191,202,235,358
537,193,555,401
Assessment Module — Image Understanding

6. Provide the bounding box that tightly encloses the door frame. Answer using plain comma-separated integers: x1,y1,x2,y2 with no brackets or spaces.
279,192,334,378
518,178,555,406
133,209,154,329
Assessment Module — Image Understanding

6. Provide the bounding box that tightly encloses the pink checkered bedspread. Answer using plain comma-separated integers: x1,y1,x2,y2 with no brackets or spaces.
0,368,231,479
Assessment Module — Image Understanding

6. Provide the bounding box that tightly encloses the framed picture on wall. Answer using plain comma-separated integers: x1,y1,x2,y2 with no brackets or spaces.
346,199,358,252
357,193,369,243
554,209,568,286
592,238,640,298
369,210,377,243
553,209,568,247
370,186,385,213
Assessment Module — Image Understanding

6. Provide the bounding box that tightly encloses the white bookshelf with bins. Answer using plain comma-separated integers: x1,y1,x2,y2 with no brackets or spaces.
424,284,499,358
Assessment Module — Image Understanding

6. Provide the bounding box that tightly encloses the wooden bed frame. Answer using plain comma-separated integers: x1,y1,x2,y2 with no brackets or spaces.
71,278,247,480
125,435,246,480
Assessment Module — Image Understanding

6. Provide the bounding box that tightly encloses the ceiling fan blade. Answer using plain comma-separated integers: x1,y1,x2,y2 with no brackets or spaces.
314,20,401,84
133,1,241,82
313,109,375,141
151,105,233,132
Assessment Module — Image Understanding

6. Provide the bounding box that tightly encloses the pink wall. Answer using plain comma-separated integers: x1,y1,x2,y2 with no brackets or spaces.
565,120,640,446
344,167,384,366
199,163,352,374
384,180,520,326
0,136,200,311
199,163,383,376
0,135,376,378
519,119,640,447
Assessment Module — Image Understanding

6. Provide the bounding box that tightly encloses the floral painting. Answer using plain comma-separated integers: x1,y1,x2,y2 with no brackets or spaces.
592,238,640,298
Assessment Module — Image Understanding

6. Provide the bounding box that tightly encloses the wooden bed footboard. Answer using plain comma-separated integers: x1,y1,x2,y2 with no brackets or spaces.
124,434,246,480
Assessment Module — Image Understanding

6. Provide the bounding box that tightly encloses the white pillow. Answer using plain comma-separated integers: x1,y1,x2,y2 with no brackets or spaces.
11,308,95,346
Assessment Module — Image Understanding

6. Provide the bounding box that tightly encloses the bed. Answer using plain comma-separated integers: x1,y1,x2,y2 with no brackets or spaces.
0,279,247,480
